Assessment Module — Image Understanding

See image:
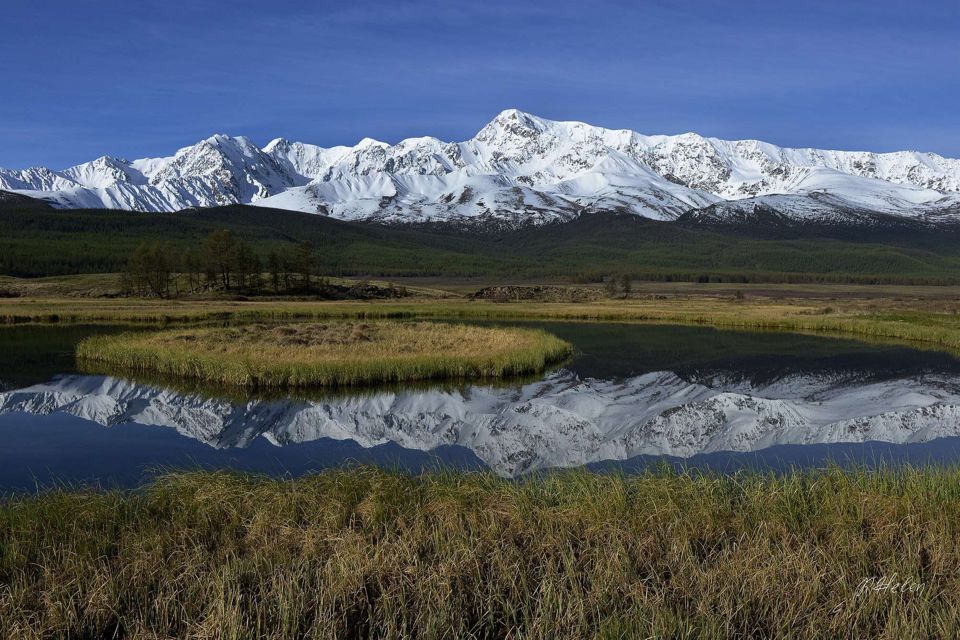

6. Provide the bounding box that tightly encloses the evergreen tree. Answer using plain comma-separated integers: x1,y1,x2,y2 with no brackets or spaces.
232,241,260,291
603,275,619,298
124,241,174,297
267,251,283,293
294,241,314,290
182,247,201,292
203,230,237,290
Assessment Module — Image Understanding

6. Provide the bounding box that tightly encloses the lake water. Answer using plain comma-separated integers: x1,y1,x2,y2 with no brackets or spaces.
4,322,960,489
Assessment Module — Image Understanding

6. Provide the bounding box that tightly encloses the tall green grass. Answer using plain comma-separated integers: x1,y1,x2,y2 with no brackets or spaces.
76,321,573,388
2,467,958,638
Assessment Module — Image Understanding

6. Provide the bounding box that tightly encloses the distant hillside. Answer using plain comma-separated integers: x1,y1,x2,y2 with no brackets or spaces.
0,190,53,212
4,203,960,284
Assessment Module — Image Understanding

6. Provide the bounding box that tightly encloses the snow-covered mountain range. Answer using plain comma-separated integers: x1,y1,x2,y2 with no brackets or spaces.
4,109,960,226
5,369,960,476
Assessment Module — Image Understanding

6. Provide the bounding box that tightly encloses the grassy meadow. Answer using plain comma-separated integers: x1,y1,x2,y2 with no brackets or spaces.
76,321,573,387
1,466,957,639
4,286,960,361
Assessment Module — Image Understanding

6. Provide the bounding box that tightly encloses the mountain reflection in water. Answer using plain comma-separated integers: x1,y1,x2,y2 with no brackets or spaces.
5,366,960,477
4,322,960,484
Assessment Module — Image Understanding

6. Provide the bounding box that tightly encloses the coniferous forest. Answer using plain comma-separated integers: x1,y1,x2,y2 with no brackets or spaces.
6,204,960,286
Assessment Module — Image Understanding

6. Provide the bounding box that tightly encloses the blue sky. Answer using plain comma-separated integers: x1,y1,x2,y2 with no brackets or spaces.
2,0,957,168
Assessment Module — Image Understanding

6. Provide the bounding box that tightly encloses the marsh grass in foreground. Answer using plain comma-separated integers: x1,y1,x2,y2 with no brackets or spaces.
76,321,572,388
2,467,959,638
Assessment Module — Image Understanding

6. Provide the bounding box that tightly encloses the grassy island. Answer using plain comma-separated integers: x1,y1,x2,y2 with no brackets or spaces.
76,321,572,388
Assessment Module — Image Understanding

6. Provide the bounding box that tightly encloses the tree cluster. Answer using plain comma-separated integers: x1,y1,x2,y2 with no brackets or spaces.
603,274,633,299
121,242,178,297
121,230,322,297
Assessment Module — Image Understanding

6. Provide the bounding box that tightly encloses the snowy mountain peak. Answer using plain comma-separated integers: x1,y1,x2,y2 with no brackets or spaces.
3,110,960,226
262,137,292,153
62,155,147,189
356,136,388,148
485,108,548,131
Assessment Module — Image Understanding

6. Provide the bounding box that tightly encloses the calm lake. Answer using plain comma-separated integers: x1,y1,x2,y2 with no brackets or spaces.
4,322,960,489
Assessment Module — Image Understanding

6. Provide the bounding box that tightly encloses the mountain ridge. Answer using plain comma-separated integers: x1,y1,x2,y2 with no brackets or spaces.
4,109,960,227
